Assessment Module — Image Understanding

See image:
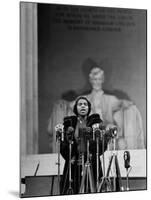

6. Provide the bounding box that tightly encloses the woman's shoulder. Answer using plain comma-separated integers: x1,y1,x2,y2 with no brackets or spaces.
64,115,77,121
63,115,77,128
87,113,102,126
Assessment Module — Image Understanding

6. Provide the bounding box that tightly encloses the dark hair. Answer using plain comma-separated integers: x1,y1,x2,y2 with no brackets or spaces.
73,96,91,116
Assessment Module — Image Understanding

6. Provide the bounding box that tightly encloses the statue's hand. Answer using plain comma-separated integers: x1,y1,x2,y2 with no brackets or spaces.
121,100,133,110
117,137,127,150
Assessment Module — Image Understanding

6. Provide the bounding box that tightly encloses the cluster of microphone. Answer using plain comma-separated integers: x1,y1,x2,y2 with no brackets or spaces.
55,118,131,170
55,123,118,145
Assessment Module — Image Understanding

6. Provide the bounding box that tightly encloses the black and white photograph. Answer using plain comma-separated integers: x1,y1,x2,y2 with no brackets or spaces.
20,1,147,198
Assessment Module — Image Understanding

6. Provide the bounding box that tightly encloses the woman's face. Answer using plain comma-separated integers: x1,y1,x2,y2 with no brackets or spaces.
77,99,89,116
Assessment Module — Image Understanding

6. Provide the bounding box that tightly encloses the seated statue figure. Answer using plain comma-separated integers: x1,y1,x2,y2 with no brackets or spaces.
48,67,145,152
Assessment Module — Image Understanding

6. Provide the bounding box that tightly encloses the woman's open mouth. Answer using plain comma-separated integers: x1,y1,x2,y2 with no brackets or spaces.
80,109,86,112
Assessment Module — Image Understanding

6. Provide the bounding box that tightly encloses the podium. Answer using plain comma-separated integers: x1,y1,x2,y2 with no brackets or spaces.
20,153,65,197
20,150,146,197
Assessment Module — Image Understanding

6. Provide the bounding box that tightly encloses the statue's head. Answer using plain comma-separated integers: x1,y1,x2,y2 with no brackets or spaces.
89,67,104,91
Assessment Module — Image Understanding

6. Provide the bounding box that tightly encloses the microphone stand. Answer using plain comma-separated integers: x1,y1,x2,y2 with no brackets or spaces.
96,134,99,190
105,136,123,192
124,153,131,191
55,130,62,195
66,138,74,195
57,138,61,194
79,135,96,193
97,130,112,192
95,128,103,191
126,168,130,191
77,135,85,192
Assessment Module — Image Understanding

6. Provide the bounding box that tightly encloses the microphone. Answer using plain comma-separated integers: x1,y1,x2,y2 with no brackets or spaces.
66,126,74,141
67,126,74,133
55,124,64,141
92,123,104,140
78,127,92,153
124,151,130,169
85,127,92,134
105,126,118,139
109,126,118,138
80,127,92,140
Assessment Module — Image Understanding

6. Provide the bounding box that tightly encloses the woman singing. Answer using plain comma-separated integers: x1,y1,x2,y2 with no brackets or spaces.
60,96,110,194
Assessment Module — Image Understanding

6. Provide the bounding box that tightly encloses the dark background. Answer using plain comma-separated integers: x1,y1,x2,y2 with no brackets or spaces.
38,4,146,153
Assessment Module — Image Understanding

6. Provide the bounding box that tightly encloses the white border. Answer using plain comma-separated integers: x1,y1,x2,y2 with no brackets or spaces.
0,0,150,200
